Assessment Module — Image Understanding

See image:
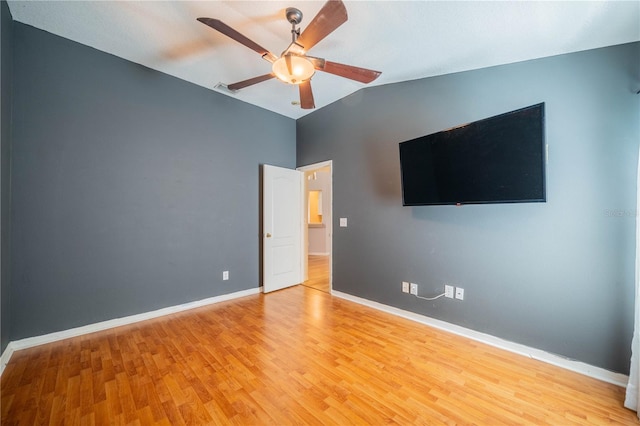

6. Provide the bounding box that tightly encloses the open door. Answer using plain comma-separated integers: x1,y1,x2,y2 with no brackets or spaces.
262,164,304,293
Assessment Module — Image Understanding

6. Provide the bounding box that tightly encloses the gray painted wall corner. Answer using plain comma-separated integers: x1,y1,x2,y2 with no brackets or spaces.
0,0,13,355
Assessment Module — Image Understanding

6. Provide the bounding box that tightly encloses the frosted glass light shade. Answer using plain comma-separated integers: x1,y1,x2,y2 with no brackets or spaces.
272,55,315,85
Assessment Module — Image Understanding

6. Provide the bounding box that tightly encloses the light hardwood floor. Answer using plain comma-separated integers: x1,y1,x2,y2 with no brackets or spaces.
302,255,330,293
1,286,635,425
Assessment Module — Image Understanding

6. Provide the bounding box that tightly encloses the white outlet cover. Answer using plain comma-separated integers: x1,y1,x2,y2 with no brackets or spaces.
410,283,418,295
340,218,348,227
223,271,229,281
455,287,464,300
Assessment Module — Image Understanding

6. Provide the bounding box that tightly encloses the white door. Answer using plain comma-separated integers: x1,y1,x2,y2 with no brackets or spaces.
263,164,303,293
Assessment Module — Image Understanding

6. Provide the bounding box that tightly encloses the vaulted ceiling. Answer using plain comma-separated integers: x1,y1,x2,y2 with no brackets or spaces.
7,1,640,119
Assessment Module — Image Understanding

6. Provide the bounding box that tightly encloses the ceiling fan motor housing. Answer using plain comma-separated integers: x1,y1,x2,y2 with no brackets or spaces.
286,7,303,25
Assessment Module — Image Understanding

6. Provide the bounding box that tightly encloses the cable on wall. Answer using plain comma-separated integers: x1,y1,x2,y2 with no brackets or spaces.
414,292,446,301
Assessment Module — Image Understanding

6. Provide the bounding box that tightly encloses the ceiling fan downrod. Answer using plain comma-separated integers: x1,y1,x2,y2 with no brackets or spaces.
285,7,303,43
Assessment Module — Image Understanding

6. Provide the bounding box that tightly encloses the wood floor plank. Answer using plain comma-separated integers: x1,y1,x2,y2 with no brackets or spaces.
303,254,330,293
2,285,636,425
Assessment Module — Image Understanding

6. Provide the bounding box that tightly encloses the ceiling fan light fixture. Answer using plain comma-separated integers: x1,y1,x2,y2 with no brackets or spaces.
272,55,315,84
198,0,379,109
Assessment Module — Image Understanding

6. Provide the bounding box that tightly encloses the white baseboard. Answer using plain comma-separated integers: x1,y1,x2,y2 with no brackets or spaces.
2,286,628,388
332,290,629,388
0,341,16,376
0,286,261,376
308,252,330,256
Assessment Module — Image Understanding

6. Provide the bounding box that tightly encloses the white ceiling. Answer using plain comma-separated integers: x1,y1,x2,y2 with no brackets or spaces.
7,1,640,119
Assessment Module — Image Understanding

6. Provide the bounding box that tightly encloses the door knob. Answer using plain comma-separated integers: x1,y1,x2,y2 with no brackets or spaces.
266,233,272,238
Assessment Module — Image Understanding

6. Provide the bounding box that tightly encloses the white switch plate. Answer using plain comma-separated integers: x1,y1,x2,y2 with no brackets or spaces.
223,271,229,281
402,281,409,293
340,218,348,227
444,285,454,298
455,287,464,300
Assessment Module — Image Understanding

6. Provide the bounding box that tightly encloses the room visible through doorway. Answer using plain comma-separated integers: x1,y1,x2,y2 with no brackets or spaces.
298,161,332,293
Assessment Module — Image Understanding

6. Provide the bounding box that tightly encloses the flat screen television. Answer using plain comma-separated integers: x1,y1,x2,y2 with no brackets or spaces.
399,103,546,206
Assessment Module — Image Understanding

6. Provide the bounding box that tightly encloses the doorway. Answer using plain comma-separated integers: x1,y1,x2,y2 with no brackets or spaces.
297,161,332,293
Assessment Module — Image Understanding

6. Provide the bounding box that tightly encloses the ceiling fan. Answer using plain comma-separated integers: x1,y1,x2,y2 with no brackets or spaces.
197,0,381,109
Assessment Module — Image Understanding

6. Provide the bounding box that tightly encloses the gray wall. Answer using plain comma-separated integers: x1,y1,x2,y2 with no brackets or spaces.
10,23,295,340
297,42,640,374
1,0,13,354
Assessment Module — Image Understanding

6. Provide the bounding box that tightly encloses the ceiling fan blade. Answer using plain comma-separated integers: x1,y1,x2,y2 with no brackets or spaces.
295,0,348,53
299,81,315,109
312,58,381,84
227,73,275,90
197,18,277,62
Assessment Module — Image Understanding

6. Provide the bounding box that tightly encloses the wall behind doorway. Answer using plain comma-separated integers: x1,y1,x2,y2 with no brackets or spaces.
306,167,331,255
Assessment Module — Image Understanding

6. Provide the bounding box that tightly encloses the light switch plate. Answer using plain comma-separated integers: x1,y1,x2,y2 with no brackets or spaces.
340,218,348,227
445,285,454,298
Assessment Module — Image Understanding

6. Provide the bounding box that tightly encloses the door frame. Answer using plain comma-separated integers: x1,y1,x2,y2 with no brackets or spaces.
297,160,333,292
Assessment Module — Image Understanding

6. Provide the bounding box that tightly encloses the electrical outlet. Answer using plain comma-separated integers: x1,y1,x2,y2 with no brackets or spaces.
402,281,410,293
455,287,464,300
223,270,229,281
444,285,454,298
410,283,418,296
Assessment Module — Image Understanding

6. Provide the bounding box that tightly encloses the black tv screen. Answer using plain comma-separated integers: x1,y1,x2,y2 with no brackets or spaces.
399,103,546,206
